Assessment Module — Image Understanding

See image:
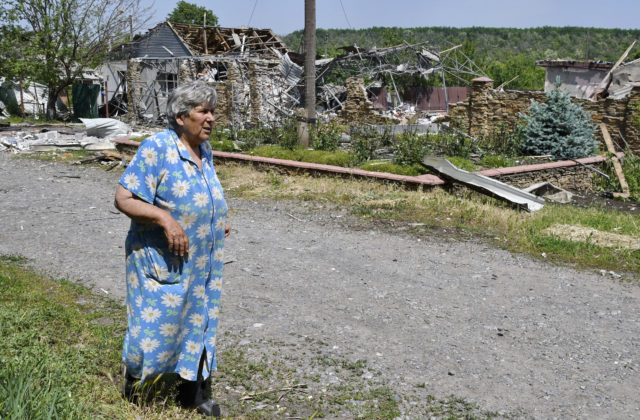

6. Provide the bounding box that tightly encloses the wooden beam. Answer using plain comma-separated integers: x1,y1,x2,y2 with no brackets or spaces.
600,123,630,198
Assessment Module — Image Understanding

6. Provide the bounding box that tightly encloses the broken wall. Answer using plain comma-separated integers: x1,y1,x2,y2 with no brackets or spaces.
449,78,640,154
333,78,394,125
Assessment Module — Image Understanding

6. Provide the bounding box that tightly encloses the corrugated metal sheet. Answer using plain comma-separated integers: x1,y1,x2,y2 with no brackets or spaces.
401,86,470,111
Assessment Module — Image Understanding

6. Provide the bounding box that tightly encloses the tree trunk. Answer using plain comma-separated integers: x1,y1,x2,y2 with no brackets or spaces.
46,85,59,120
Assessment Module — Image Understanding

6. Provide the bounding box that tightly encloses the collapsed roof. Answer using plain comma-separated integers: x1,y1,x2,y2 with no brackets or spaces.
110,22,291,60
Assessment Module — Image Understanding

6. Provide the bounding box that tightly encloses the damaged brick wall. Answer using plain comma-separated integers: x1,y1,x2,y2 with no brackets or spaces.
125,59,142,123
449,78,640,154
487,165,599,192
333,78,393,125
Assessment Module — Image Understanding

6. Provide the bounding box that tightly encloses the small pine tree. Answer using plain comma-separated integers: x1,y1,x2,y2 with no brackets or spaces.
520,83,597,160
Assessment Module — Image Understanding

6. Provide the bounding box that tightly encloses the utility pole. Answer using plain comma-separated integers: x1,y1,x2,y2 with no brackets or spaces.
300,0,316,147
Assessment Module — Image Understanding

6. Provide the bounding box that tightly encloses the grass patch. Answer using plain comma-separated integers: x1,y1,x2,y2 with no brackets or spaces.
248,145,353,167
360,161,427,176
3,116,68,125
0,256,193,419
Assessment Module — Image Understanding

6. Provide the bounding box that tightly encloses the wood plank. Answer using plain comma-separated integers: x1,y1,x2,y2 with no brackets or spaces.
600,123,630,198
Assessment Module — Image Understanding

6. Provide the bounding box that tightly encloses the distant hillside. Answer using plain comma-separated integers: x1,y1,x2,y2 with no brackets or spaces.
282,26,640,91
283,26,640,62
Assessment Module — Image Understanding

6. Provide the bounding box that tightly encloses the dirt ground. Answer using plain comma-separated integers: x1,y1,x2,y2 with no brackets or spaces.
1,154,640,419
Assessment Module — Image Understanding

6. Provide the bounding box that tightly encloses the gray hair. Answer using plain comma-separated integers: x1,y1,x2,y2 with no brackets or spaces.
167,79,218,131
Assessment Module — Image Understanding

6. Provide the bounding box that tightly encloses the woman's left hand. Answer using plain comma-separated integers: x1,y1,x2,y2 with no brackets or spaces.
225,224,231,238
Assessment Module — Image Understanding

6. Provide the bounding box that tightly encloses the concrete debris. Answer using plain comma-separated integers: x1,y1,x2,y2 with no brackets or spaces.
523,182,574,204
80,118,131,138
0,123,141,153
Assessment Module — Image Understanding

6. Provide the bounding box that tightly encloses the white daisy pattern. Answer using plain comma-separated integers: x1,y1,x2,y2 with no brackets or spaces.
189,313,204,327
159,323,178,337
178,212,197,230
183,162,196,178
130,325,141,338
186,340,201,355
193,192,209,208
120,131,227,382
161,293,183,308
141,307,161,323
208,306,219,320
172,179,190,198
179,367,195,381
141,147,158,166
193,285,206,299
140,338,160,353
208,276,222,291
196,255,209,270
196,224,210,239
157,351,171,363
123,173,140,191
166,148,179,164
145,174,157,195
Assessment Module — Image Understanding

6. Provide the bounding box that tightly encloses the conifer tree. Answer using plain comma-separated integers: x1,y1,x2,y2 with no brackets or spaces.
520,83,597,160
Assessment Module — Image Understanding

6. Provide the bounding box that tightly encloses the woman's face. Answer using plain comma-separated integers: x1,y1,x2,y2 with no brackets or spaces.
176,103,215,144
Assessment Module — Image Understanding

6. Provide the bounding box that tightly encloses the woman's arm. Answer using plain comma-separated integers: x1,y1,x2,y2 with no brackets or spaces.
114,184,189,256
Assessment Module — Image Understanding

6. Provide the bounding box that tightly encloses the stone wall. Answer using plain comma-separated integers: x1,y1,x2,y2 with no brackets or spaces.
483,165,598,192
449,78,640,154
333,78,393,125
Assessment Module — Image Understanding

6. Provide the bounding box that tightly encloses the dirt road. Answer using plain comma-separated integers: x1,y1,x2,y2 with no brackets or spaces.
1,154,639,418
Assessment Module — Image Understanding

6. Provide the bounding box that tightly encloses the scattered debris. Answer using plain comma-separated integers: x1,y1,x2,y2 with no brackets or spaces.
523,182,573,204
421,156,545,212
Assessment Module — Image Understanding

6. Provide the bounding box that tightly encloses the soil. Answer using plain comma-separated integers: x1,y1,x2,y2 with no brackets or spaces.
1,153,640,419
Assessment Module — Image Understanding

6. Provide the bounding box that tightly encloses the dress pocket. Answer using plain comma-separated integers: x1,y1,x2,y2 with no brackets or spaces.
129,231,183,285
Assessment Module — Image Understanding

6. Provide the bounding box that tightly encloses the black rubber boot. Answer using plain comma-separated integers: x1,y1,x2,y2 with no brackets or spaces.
176,351,221,417
121,363,140,402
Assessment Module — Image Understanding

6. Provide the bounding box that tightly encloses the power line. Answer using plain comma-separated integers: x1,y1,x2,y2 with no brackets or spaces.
247,0,258,27
338,0,353,29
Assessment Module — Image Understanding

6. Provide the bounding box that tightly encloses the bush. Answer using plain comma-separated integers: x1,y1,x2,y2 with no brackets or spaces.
276,119,299,151
520,83,597,160
350,126,382,164
312,124,342,151
392,131,430,166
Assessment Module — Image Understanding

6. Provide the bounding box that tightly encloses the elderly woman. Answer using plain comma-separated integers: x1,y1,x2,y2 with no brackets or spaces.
115,79,229,417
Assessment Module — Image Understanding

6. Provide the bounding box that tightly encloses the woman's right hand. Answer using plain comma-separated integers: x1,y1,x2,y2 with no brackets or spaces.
160,214,189,257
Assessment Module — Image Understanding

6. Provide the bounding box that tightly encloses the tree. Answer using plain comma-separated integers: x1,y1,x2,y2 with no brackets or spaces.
520,83,597,160
167,1,218,26
0,0,152,119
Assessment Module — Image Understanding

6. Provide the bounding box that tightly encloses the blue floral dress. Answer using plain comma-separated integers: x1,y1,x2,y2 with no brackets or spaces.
119,129,227,382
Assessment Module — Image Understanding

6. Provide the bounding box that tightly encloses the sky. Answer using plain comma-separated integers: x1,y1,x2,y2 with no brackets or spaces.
149,0,640,35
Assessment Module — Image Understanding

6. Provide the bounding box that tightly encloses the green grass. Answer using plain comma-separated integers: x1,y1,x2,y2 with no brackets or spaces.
0,256,126,419
3,116,68,125
248,145,353,167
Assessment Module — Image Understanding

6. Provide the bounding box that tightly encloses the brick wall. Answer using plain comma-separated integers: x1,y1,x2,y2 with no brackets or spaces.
449,78,640,154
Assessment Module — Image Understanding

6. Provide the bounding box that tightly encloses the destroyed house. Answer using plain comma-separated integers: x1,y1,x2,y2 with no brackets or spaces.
536,59,640,100
102,22,298,126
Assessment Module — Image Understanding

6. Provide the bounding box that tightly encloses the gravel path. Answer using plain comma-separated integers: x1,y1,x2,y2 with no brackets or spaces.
1,154,639,419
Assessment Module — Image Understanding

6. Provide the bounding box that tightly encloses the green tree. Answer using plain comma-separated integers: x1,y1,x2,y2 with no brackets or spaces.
0,0,151,119
167,1,218,26
520,83,597,160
